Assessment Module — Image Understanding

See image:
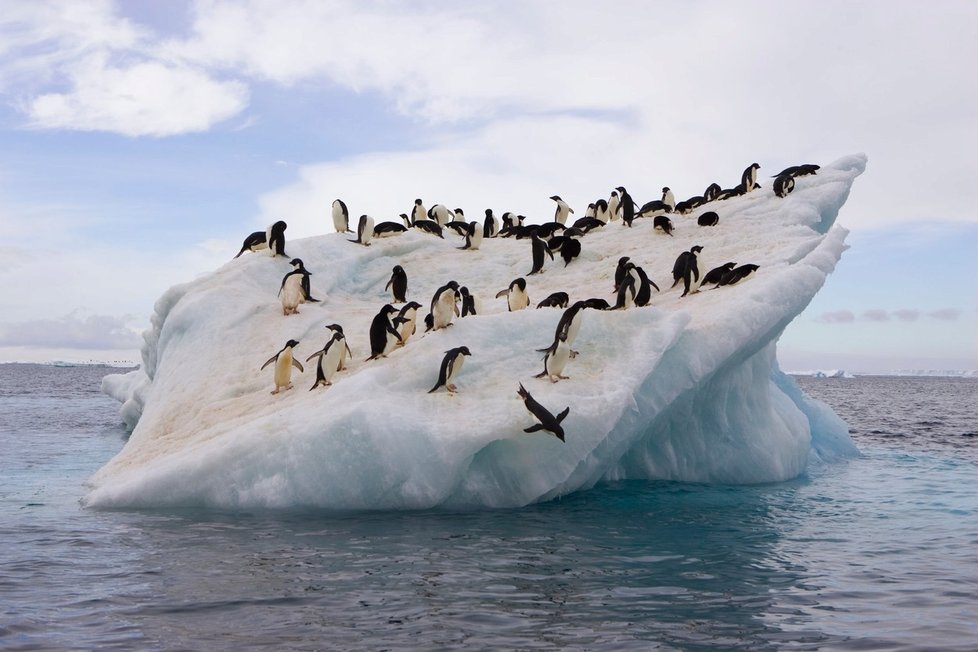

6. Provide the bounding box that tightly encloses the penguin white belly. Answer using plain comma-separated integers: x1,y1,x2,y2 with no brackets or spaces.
332,209,345,233
433,294,455,329
361,217,375,245
281,275,304,314
398,314,418,345
469,229,483,250
274,353,294,390
509,289,529,311
383,329,399,356
321,345,343,383
546,342,571,381
565,313,582,346
447,355,464,385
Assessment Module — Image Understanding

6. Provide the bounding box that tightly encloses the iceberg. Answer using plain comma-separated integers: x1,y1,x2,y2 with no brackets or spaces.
88,155,865,510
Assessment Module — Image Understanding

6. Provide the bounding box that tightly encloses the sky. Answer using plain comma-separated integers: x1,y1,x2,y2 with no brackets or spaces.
0,0,975,372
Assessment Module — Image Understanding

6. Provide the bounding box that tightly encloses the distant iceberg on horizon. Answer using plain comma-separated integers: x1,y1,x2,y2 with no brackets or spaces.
89,155,865,511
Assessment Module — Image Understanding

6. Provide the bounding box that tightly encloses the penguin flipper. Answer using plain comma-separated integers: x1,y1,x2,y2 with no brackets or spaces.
524,424,545,434
291,359,304,373
556,407,570,424
260,355,277,370
305,351,324,363
428,383,442,394
495,289,509,299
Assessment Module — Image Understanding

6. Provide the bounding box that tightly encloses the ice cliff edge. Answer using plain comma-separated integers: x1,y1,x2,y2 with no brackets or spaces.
89,155,865,510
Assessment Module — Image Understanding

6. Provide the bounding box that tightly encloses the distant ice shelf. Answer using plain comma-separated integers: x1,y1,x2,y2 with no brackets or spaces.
88,155,866,510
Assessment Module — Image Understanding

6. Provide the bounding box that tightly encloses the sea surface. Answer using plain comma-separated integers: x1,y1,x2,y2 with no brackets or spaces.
1,364,976,651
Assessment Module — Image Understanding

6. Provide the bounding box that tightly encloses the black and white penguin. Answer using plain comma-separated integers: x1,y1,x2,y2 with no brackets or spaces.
653,215,674,236
394,301,423,346
536,291,570,309
535,330,571,383
773,174,795,198
349,214,375,246
616,186,636,227
613,256,631,293
535,222,567,239
495,277,530,312
593,198,611,223
459,286,478,317
607,191,621,221
412,218,444,238
741,163,761,192
613,270,637,309
324,323,353,371
671,245,704,297
373,220,408,236
279,258,317,315
571,216,605,233
483,209,498,238
630,264,659,306
430,280,461,330
234,230,267,258
583,297,611,310
457,221,483,250
306,331,345,390
529,234,554,275
697,211,719,226
501,212,519,231
702,262,737,287
331,199,351,234
636,187,676,218
411,198,427,225
444,221,470,237
772,164,819,178
261,339,303,394
548,234,582,266
550,195,574,225
367,304,402,360
716,263,759,287
428,204,452,227
428,346,472,394
517,383,569,442
703,183,722,203
385,265,407,303
267,220,288,257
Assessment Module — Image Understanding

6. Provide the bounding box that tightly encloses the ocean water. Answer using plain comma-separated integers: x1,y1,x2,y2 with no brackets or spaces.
1,365,976,651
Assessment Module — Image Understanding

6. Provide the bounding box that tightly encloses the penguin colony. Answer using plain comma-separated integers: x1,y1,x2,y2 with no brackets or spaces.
235,161,819,442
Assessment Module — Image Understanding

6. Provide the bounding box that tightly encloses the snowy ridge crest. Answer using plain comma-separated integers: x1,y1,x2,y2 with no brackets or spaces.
89,155,865,510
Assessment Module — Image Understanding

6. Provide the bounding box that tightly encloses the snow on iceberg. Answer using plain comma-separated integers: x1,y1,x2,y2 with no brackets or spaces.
88,155,865,510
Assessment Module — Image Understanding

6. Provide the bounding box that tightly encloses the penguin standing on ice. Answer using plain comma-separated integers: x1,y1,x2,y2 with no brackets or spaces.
529,234,554,275
324,323,353,370
517,383,569,442
278,258,317,315
550,195,574,225
616,187,636,227
671,245,704,297
261,340,303,394
331,199,351,233
367,305,402,360
428,204,452,227
349,214,375,246
483,209,499,238
630,264,659,307
608,190,621,221
385,265,408,303
307,331,346,390
411,198,427,225
458,221,483,250
430,281,461,330
428,346,472,394
459,286,478,316
741,163,761,192
613,256,631,293
267,220,288,257
496,277,530,312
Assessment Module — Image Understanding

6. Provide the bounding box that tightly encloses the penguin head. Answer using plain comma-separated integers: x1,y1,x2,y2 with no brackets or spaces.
414,198,422,205
484,208,493,217
446,280,459,291
401,301,422,313
393,265,404,274
550,195,562,203
325,323,344,334
272,220,287,232
512,277,526,291
457,346,472,357
455,207,464,216
691,245,704,254
284,339,299,349
662,187,670,193
289,258,304,269
618,256,630,266
380,304,397,316
615,186,626,194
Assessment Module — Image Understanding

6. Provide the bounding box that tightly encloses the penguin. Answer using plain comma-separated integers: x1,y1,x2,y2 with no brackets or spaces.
451,207,466,223
535,331,571,383
571,217,605,234
535,222,567,239
583,297,611,310
616,186,636,227
349,214,375,246
423,312,435,333
261,339,303,394
613,266,637,309
501,212,519,231
773,164,819,178
550,195,574,225
428,204,452,227
411,198,427,225
593,198,610,223
307,331,345,390
483,209,498,238
455,221,481,250
430,280,461,330
459,286,478,317
697,211,720,226
331,199,351,233
636,187,676,218
675,196,704,215
703,183,722,203
324,323,353,370
392,301,422,345
234,230,267,258
630,264,659,307
716,263,759,287
773,174,795,198
495,277,530,312
444,221,470,237
412,218,444,238
529,234,554,275
548,235,582,266
517,383,569,442
278,258,317,315
372,220,408,236
702,262,737,287
607,191,620,221
385,265,408,303
671,245,704,297
741,163,761,192
536,291,569,309
653,215,674,236
267,220,288,257
613,256,631,293
428,346,472,394
367,304,402,360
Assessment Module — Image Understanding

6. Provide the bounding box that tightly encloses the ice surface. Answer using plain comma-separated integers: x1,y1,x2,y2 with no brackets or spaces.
89,155,865,510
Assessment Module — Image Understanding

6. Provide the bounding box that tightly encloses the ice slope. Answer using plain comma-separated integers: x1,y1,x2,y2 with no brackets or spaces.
88,155,865,510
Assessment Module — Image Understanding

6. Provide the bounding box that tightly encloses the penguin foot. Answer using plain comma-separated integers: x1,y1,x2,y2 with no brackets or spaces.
448,384,457,393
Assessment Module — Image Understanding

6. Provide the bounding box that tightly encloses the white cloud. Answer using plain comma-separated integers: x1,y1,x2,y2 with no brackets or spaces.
0,310,142,349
